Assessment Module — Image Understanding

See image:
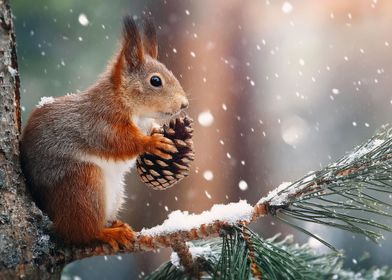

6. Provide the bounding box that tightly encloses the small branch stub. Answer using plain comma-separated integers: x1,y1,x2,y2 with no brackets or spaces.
240,223,262,280
171,237,200,277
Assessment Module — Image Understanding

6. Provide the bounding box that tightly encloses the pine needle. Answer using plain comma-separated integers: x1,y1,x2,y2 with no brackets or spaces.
145,125,392,279
265,124,392,247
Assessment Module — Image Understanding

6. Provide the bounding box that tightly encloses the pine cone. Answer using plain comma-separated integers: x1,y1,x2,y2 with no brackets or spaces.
136,116,194,190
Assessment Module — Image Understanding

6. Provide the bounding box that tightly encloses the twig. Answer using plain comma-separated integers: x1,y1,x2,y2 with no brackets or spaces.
240,223,262,280
171,237,200,277
52,204,269,268
53,161,386,265
54,158,371,260
46,126,392,273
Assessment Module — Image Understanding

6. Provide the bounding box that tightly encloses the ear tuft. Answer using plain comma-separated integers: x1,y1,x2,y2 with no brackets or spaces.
141,14,158,59
122,15,144,68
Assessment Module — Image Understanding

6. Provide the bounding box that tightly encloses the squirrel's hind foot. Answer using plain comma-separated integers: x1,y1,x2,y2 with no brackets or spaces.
97,221,135,251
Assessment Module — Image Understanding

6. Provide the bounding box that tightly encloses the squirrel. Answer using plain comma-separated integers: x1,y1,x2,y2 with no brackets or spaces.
20,15,188,250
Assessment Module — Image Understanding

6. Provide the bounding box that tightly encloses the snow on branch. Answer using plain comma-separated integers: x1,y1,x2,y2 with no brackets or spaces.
62,125,392,264
140,200,254,236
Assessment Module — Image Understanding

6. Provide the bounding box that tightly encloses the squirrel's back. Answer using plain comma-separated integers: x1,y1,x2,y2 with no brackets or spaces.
20,15,188,247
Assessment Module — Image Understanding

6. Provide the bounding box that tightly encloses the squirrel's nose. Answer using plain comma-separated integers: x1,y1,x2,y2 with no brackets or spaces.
181,101,189,110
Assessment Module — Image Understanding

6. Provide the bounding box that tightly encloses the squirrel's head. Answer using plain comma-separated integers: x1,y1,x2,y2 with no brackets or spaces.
111,15,188,120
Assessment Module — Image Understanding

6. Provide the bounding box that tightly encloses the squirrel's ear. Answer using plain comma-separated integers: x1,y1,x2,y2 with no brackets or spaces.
141,15,158,59
122,15,144,68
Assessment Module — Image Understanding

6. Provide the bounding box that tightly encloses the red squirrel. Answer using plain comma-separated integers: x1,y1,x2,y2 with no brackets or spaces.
20,15,188,250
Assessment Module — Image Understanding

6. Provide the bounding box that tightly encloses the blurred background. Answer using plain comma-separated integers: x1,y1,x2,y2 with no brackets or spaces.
12,0,392,278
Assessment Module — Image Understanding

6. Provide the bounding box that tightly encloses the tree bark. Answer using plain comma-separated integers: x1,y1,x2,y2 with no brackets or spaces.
0,1,59,279
0,2,234,278
0,2,255,278
4,1,388,279
0,4,266,273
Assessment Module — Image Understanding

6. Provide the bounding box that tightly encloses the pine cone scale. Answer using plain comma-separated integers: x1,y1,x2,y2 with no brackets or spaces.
136,116,194,190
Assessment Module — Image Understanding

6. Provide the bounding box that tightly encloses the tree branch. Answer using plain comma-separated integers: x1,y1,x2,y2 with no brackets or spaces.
1,0,391,277
50,125,392,271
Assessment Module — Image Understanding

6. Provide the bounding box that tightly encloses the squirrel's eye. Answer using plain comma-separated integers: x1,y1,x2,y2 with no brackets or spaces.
150,75,162,87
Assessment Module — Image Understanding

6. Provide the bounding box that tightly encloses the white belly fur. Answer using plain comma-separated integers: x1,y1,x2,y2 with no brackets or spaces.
81,155,136,221
79,116,157,221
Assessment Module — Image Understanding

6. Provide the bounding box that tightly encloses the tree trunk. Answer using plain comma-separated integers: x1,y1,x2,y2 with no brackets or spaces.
0,1,61,279
0,2,219,278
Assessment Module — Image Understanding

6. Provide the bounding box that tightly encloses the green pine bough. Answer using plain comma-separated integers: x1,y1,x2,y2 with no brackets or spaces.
146,124,392,279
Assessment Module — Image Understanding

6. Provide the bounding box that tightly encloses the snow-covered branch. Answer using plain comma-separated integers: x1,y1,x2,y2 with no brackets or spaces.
59,124,392,268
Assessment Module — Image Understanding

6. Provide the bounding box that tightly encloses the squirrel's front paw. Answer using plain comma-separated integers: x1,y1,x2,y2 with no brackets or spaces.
144,134,177,159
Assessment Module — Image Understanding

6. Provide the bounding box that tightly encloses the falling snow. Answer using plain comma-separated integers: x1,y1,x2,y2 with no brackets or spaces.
281,116,309,146
238,180,248,191
78,13,89,26
198,111,214,127
18,4,391,268
203,170,214,181
282,2,293,14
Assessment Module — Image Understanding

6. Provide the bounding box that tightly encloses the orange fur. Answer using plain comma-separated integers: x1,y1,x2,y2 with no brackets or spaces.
83,111,176,161
96,222,135,250
48,163,105,244
20,15,188,249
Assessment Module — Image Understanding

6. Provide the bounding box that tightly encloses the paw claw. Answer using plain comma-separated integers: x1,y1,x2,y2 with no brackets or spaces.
108,239,120,252
146,135,177,158
97,222,135,250
152,150,173,160
161,138,174,145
